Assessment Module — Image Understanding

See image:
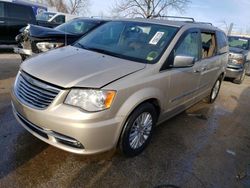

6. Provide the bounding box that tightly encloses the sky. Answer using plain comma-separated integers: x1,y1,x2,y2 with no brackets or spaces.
87,0,250,34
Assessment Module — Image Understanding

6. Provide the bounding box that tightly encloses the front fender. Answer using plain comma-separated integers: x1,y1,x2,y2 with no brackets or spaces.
117,87,164,119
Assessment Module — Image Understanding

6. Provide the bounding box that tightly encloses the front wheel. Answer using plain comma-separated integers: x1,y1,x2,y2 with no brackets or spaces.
119,103,157,157
205,77,222,103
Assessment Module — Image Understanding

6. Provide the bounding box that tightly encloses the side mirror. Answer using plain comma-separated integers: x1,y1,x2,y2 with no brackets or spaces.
173,55,195,68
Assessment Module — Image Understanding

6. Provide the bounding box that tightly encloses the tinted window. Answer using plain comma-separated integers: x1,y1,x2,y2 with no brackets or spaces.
0,3,4,17
175,32,199,60
75,21,178,64
201,32,217,58
8,4,33,20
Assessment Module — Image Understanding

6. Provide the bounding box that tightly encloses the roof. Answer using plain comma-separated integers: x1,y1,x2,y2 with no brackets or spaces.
113,17,221,31
228,35,250,39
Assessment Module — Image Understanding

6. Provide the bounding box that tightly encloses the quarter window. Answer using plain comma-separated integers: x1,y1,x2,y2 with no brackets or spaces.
201,32,217,58
175,32,199,60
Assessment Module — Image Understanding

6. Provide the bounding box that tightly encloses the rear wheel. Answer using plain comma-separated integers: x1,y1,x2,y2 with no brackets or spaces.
205,77,222,103
119,103,157,157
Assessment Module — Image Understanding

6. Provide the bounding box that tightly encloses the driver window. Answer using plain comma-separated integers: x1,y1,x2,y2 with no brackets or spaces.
175,32,199,60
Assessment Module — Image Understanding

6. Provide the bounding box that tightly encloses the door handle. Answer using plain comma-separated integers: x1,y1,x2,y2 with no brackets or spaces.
194,66,207,73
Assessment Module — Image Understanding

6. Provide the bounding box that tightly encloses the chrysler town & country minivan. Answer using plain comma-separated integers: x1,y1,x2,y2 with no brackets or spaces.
11,18,228,157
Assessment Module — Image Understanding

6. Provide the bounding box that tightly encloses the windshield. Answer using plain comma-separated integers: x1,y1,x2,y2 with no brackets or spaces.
56,19,100,35
228,36,249,50
74,21,178,63
36,12,56,21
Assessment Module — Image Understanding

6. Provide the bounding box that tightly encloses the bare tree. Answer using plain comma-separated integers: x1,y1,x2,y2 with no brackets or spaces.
46,0,89,15
68,0,89,14
111,0,191,18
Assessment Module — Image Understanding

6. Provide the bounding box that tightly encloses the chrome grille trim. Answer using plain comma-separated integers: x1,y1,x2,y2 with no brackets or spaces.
14,71,60,109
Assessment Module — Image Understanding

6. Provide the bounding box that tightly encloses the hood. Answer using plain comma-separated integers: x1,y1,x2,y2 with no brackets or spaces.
27,24,74,38
21,46,145,88
229,47,247,54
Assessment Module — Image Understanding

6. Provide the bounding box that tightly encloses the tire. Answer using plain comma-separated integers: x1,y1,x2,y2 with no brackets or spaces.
245,63,250,76
233,66,246,84
119,103,157,157
205,77,222,104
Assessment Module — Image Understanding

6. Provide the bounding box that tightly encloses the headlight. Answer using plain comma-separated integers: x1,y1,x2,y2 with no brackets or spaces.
36,42,64,52
64,89,116,112
231,59,243,64
229,53,243,59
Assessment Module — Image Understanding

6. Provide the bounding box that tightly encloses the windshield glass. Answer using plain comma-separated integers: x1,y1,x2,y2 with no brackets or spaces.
74,21,178,63
228,36,249,50
56,19,100,35
36,12,56,21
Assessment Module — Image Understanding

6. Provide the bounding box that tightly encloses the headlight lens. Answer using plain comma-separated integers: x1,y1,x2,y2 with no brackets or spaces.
36,42,64,52
229,53,243,59
231,59,243,64
64,89,116,112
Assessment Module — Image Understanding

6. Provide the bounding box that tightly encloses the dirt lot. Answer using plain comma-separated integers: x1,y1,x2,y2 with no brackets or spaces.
0,52,250,188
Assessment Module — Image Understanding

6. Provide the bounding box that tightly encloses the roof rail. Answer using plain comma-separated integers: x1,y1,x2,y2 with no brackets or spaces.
90,16,113,19
196,22,213,26
151,15,195,22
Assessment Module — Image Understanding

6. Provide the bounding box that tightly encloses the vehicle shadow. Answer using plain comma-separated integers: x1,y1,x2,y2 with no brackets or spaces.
68,85,250,188
0,82,249,188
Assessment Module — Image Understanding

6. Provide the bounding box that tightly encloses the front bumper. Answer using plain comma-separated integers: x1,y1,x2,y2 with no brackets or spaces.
225,61,243,78
226,67,243,78
11,89,123,155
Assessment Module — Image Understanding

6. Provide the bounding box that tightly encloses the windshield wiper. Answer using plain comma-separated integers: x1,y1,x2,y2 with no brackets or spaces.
85,47,123,58
75,42,87,49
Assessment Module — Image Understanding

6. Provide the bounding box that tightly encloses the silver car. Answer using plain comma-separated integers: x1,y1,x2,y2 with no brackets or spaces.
11,18,228,157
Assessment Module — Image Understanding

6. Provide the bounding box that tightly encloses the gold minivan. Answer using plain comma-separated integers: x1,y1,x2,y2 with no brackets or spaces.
11,18,228,157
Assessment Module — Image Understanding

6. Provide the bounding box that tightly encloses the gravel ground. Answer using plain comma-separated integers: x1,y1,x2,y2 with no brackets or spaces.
0,52,250,188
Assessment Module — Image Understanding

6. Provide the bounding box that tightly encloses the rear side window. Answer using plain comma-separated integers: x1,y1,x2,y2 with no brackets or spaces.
7,4,34,20
0,3,4,17
217,31,228,54
201,32,217,58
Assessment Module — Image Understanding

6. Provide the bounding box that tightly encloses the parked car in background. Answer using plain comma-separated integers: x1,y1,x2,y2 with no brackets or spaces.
14,18,108,60
226,35,250,84
0,1,76,46
36,11,78,28
11,18,228,157
0,0,37,45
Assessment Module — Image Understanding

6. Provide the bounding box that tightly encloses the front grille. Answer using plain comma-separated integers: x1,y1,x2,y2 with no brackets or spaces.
14,71,60,109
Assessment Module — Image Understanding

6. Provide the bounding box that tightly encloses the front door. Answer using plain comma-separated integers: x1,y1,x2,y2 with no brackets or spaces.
162,30,203,113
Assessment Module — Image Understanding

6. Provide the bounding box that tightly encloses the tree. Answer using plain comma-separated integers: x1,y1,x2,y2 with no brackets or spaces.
46,0,89,15
112,0,191,18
